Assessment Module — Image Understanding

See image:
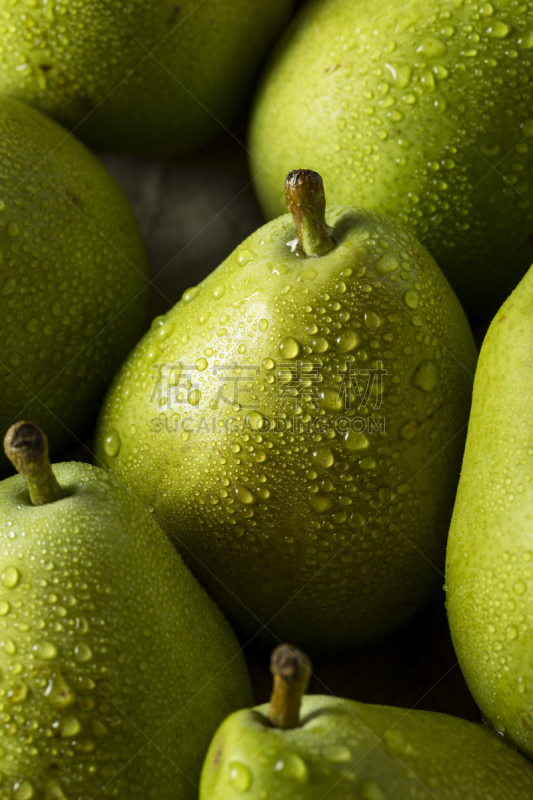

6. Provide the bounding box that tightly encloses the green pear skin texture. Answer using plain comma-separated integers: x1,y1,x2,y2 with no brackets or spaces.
249,0,533,317
0,461,252,799
0,0,292,156
446,264,533,759
200,695,533,799
0,96,149,470
95,205,476,652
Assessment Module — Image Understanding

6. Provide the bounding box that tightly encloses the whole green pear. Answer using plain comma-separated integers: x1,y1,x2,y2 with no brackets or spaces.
0,421,252,800
446,263,533,759
249,0,533,317
201,644,533,800
0,96,149,471
0,0,292,155
95,170,476,652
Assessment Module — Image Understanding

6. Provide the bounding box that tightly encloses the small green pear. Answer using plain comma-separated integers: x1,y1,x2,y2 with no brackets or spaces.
96,170,476,652
0,421,252,799
446,263,533,759
0,96,149,471
201,644,533,799
0,0,292,155
249,0,533,317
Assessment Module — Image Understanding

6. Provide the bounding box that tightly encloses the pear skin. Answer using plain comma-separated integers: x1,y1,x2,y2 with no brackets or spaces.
447,264,533,759
96,173,477,653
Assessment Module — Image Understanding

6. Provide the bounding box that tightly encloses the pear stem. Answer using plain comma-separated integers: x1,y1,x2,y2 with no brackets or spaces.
268,644,312,729
4,422,63,506
285,170,335,258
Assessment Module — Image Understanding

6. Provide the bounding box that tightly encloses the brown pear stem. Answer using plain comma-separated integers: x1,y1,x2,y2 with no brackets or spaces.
285,170,335,258
268,644,312,729
4,422,63,506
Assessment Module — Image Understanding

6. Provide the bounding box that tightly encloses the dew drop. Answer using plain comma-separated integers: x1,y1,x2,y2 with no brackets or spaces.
212,285,226,300
375,252,398,275
14,781,34,800
182,286,201,303
36,642,58,660
188,389,201,406
416,36,447,57
320,388,343,412
336,331,361,352
411,360,438,392
195,357,208,372
234,485,256,505
279,337,300,359
238,249,257,266
59,715,81,737
45,674,76,707
486,20,511,37
344,431,370,451
2,566,19,588
229,762,252,792
274,752,308,782
155,322,175,342
74,643,93,662
103,429,121,458
514,579,527,596
312,447,335,469
247,411,265,431
364,310,382,329
403,289,420,310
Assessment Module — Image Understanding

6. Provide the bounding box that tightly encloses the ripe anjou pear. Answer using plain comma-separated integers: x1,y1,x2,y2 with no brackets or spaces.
0,96,149,471
201,644,533,799
95,170,476,653
0,0,292,155
249,0,533,317
0,421,252,800
446,263,533,759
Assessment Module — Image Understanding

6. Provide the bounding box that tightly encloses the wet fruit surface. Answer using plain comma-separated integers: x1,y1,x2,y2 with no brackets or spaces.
96,205,477,652
0,0,292,154
447,264,533,760
200,695,533,799
0,462,252,798
250,0,533,317
0,96,149,470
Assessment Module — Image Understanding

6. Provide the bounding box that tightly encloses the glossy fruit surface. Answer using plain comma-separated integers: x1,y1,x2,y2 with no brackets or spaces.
446,263,533,759
0,0,292,155
96,176,476,653
0,458,252,799
250,0,533,316
0,96,148,470
201,694,533,799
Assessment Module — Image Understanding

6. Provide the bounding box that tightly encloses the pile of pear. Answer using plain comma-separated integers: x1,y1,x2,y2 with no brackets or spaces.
1,0,533,796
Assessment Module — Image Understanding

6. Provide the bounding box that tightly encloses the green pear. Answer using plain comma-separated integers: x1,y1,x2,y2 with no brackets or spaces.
0,420,252,799
0,0,292,155
446,263,533,759
95,170,476,653
249,0,533,317
201,644,533,800
0,96,149,471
